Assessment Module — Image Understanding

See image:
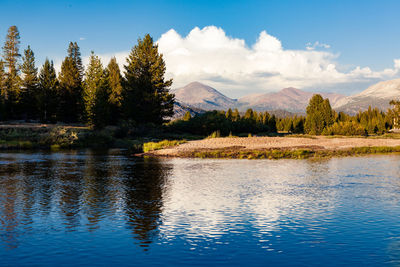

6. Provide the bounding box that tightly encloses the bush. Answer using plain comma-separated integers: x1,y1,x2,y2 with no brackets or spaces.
322,121,367,136
143,139,187,153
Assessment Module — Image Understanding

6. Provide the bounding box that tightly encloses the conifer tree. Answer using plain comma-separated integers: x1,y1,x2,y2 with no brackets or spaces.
232,108,240,121
106,57,123,120
2,26,21,118
38,59,58,122
20,45,38,119
58,56,82,122
68,42,84,80
183,111,191,121
0,60,5,119
83,52,110,128
304,94,334,135
226,108,233,120
123,34,175,124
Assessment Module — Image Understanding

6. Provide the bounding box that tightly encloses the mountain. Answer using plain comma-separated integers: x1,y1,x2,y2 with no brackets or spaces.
172,82,237,110
333,79,400,114
171,102,204,120
171,79,400,118
238,87,345,113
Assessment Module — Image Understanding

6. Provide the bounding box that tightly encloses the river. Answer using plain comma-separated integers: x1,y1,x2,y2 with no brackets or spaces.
1,150,400,266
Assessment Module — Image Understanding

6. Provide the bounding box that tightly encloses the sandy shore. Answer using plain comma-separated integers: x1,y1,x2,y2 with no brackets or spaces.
151,136,400,157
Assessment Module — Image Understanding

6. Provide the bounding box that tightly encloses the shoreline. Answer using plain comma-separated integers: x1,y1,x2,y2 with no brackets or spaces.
144,136,400,159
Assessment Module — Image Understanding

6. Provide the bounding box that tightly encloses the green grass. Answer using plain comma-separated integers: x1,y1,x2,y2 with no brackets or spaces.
189,146,400,160
143,139,187,153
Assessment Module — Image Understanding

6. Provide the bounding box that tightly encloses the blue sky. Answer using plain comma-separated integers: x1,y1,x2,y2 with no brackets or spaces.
1,0,400,96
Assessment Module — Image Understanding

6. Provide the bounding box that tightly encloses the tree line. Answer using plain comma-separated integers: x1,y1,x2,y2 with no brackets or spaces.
172,94,398,137
0,26,174,128
169,108,277,136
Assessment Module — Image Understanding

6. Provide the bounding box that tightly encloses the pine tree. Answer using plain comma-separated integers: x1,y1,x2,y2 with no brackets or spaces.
58,56,82,122
106,57,123,120
304,94,334,135
123,34,175,124
2,26,22,119
226,108,233,120
0,60,5,120
232,108,240,121
183,111,191,121
83,52,110,127
38,59,58,122
68,42,84,80
20,45,38,119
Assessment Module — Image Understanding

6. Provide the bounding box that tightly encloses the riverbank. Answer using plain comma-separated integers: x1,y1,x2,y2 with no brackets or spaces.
145,136,400,159
0,123,144,151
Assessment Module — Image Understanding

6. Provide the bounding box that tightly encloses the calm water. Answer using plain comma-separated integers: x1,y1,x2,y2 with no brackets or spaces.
1,151,400,266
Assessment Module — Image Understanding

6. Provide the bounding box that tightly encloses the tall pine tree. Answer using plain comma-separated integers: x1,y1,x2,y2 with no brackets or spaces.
123,34,175,124
68,42,84,80
2,26,21,119
38,59,58,122
83,52,110,128
57,42,84,122
20,45,38,119
0,60,5,120
58,56,82,122
106,57,123,120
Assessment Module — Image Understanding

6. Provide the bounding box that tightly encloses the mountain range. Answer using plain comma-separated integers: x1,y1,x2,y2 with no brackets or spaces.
172,79,400,117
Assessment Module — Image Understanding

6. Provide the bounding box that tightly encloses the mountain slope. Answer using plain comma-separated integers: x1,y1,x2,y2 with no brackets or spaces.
173,81,237,110
333,79,400,114
238,87,345,113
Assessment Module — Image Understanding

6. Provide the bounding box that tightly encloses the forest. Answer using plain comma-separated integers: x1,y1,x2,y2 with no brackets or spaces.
0,26,174,129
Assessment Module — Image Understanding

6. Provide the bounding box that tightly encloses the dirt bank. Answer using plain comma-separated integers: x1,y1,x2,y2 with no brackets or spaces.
150,136,400,158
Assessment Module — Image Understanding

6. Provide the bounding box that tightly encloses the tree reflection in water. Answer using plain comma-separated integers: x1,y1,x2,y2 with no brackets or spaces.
0,151,170,250
123,157,171,248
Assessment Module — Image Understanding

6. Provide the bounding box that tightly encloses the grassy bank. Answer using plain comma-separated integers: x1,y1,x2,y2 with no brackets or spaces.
143,140,187,153
0,123,191,152
186,146,400,159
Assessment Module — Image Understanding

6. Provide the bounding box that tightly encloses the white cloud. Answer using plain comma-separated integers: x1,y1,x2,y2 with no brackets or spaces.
60,26,400,97
306,41,331,51
79,37,86,41
155,26,400,95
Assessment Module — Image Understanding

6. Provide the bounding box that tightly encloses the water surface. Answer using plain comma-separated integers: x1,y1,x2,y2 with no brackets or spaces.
1,150,400,266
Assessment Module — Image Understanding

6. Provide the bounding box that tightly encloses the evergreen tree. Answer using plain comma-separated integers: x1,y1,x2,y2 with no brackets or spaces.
68,42,84,80
58,56,82,122
83,52,110,128
2,26,21,119
232,108,240,121
123,34,175,124
106,57,123,120
38,59,58,122
0,60,5,120
226,108,233,120
20,45,38,119
183,111,191,121
304,94,334,135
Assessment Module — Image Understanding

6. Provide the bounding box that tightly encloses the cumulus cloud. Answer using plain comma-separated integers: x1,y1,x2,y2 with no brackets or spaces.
66,26,400,96
155,26,400,95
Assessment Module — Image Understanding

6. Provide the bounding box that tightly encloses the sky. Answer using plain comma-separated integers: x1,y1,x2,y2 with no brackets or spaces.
1,0,400,97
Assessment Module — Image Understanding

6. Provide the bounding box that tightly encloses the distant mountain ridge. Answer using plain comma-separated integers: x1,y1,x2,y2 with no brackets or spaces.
333,79,400,114
238,87,345,113
172,79,400,118
172,82,237,110
172,82,346,114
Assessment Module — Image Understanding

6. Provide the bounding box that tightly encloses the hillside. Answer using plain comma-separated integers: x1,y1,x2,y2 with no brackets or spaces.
172,82,237,110
238,87,345,113
334,79,400,114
